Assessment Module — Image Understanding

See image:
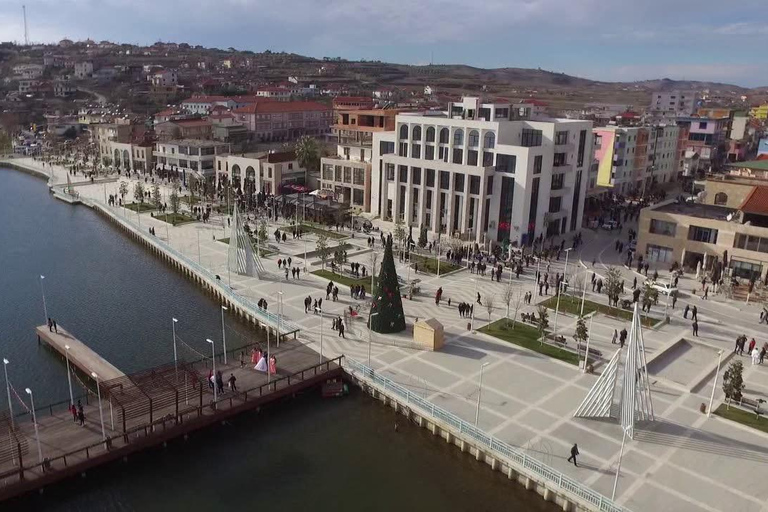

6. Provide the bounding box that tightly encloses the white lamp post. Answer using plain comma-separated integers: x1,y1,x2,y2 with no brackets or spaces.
277,292,283,348
64,345,74,407
319,306,324,363
172,318,179,372
475,362,490,425
25,388,43,465
471,278,478,331
220,307,228,364
368,312,379,367
3,359,12,427
206,338,217,406
40,275,48,323
708,350,724,417
91,372,107,442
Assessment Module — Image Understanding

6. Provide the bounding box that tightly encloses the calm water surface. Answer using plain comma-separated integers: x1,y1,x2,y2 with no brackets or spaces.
0,169,555,511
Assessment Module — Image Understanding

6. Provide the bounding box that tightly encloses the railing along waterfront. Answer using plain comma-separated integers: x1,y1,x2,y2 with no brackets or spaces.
344,358,627,512
82,197,300,335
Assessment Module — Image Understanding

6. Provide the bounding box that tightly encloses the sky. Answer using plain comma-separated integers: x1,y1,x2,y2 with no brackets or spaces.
2,0,768,87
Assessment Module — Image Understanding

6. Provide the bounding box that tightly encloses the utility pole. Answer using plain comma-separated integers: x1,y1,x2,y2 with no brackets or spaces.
22,5,29,46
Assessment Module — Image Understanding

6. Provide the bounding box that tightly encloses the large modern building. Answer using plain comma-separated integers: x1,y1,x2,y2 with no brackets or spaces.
676,114,731,174
648,90,700,122
233,101,332,142
215,151,305,196
370,97,593,245
153,140,230,185
320,108,399,211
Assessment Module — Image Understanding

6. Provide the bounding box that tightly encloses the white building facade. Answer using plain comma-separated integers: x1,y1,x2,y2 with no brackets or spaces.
371,97,593,246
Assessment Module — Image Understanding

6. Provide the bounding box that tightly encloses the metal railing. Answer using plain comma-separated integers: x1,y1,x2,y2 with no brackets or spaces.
344,358,627,512
84,198,301,335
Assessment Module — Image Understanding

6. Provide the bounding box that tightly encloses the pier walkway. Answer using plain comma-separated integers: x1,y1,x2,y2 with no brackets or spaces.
36,325,125,381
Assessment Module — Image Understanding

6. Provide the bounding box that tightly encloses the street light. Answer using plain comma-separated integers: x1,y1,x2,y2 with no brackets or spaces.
91,372,107,442
171,318,179,372
220,307,228,364
64,345,74,407
471,278,478,331
475,362,490,425
40,275,48,323
368,312,379,367
3,359,12,428
708,350,724,417
24,388,43,465
277,292,283,348
206,338,217,406
563,247,572,281
319,305,324,363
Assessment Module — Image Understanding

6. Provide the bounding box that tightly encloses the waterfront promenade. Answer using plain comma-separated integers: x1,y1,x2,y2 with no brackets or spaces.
4,158,768,511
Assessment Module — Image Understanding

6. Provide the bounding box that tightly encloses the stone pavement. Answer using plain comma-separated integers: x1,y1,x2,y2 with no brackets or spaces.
6,158,768,512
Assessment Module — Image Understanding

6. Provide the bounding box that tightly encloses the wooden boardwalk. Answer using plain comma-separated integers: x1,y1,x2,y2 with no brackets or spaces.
0,333,342,502
36,325,125,381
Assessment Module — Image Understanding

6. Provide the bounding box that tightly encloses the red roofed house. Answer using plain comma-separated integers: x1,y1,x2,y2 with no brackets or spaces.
154,118,213,141
333,96,374,110
233,101,332,142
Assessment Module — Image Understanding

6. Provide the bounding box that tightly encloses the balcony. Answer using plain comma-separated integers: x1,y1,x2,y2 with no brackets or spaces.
549,185,569,196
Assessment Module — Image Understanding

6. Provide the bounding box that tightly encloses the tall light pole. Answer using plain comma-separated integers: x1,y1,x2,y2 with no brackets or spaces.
708,350,724,417
580,270,588,317
612,426,629,500
471,278,478,331
64,345,74,407
277,292,283,348
197,229,201,264
3,359,12,427
370,251,378,295
553,280,565,335
40,275,48,323
475,362,490,425
220,306,228,364
171,318,179,373
563,247,572,281
24,388,43,465
368,312,379,368
319,306,324,363
206,338,217,406
91,372,106,442
582,315,594,373
436,240,441,278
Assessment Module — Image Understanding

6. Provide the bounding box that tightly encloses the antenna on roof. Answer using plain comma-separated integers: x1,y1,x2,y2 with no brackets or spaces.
22,5,29,45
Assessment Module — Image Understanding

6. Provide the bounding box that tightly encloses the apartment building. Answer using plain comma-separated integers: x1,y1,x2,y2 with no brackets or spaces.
320,109,399,211
150,69,178,87
109,141,155,172
676,115,730,173
648,90,700,122
255,87,291,101
233,101,332,142
13,63,44,79
215,151,305,196
638,178,768,280
93,122,133,163
154,118,213,141
370,97,593,245
74,61,94,79
153,140,230,185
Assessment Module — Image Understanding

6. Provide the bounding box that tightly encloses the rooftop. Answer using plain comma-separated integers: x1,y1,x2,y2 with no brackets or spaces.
233,101,329,114
161,139,226,148
654,200,735,221
728,160,768,172
739,186,768,216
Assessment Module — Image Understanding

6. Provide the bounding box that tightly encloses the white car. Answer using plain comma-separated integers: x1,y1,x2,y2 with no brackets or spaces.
601,220,618,230
651,282,675,295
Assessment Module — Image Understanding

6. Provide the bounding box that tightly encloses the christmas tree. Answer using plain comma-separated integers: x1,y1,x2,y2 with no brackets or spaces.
369,234,406,334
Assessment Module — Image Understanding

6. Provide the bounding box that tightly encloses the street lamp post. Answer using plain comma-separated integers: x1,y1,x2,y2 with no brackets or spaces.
475,362,490,425
563,247,572,281
24,388,43,465
368,312,379,367
436,240,441,278
580,271,588,317
197,229,201,264
40,275,48,323
553,280,565,335
582,315,594,373
3,359,12,427
172,318,179,373
206,338,217,406
471,278,478,331
612,427,629,500
64,345,74,407
91,373,107,442
319,306,324,363
277,292,283,348
708,350,724,417
220,306,228,364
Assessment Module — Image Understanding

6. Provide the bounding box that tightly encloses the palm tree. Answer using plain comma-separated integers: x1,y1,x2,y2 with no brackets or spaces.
294,135,320,173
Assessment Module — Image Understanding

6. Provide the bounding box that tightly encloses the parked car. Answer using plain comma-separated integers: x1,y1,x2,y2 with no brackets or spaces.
601,220,618,230
651,282,675,295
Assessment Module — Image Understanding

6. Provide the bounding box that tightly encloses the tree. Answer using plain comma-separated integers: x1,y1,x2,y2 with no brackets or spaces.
151,183,162,207
169,191,180,214
257,218,269,253
722,360,746,401
573,316,589,362
393,217,407,257
418,224,428,248
485,294,495,322
316,233,330,270
507,287,525,329
133,182,145,204
604,267,623,306
333,242,345,270
369,235,406,334
536,305,549,342
294,135,320,173
118,181,128,203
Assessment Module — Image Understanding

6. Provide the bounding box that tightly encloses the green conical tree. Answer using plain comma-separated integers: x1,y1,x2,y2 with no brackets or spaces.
369,234,406,334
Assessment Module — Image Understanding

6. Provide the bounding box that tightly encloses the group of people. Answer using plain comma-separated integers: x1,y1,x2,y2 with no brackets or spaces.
457,302,475,318
247,347,277,375
46,317,58,333
69,400,85,426
326,281,340,302
207,369,237,393
734,335,767,365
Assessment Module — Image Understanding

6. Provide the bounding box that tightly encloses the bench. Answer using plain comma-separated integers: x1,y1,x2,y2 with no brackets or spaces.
576,343,603,358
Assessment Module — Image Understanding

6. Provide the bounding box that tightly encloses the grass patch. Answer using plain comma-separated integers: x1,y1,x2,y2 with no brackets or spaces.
297,223,348,240
302,242,353,259
714,404,768,434
125,202,156,213
539,295,657,327
479,319,579,365
312,269,377,292
409,254,462,275
151,212,196,225
217,238,276,257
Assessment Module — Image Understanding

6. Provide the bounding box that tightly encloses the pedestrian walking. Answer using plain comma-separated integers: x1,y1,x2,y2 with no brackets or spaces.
48,317,53,332
692,305,698,321
53,320,58,333
611,329,618,344
70,403,77,423
683,304,689,319
228,373,237,392
692,320,699,337
567,444,580,467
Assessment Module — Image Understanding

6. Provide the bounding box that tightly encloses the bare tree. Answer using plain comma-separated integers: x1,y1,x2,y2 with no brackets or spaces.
510,287,526,329
485,294,496,322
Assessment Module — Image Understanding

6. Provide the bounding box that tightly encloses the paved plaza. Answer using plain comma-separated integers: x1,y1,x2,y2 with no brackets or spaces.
7,158,768,512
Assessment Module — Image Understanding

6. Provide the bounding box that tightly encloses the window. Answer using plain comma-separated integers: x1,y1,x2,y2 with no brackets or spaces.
484,132,495,149
399,124,408,140
734,233,768,253
714,192,728,205
412,125,422,141
468,130,479,147
426,127,435,142
322,164,334,180
386,163,395,181
470,176,480,195
698,122,707,130
411,144,421,159
453,129,464,146
553,153,567,167
646,244,674,263
533,155,543,174
577,130,587,167
555,131,568,145
425,145,434,160
551,173,564,190
353,168,365,185
454,173,465,191
426,169,435,187
380,141,395,155
353,189,364,206
452,148,463,164
496,154,516,173
467,150,478,166
343,167,352,183
549,197,561,213
688,225,718,244
439,171,450,190
398,165,408,183
730,259,762,280
649,219,676,236
398,142,408,157
486,176,494,195
521,128,543,147
412,167,421,185
439,128,449,144
482,151,494,167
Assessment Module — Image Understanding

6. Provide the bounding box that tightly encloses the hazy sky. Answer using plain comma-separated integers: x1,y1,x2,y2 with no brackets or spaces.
2,0,767,87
